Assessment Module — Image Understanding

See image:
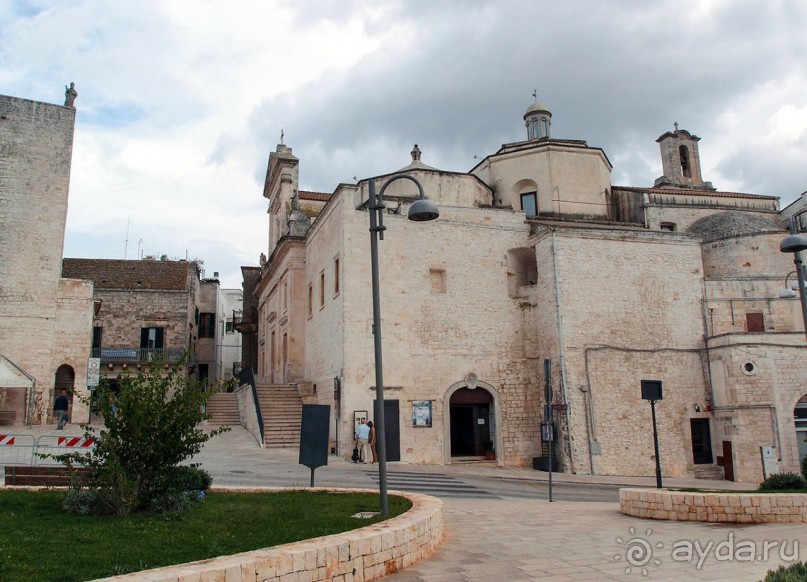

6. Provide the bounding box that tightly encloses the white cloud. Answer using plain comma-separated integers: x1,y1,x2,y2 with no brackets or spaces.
2,0,806,287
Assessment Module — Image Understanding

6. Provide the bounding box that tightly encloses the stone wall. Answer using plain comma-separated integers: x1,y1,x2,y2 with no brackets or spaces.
0,94,93,425
620,488,807,523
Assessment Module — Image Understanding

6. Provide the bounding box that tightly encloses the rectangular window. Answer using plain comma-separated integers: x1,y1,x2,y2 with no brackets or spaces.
520,192,537,217
746,312,765,332
308,284,313,317
660,222,677,232
430,269,446,294
320,272,325,308
92,326,103,349
334,257,340,296
225,321,234,333
140,327,165,349
199,313,216,338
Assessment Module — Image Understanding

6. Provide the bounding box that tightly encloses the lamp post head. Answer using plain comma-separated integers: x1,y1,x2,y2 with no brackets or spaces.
780,288,797,299
780,234,807,254
407,198,439,222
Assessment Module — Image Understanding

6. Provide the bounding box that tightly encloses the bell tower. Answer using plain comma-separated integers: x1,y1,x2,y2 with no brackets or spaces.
654,124,714,190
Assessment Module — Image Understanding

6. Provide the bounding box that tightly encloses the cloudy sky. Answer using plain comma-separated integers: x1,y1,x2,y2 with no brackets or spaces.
2,0,805,288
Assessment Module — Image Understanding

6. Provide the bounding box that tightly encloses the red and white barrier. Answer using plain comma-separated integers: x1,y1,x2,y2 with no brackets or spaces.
0,435,15,445
57,437,94,447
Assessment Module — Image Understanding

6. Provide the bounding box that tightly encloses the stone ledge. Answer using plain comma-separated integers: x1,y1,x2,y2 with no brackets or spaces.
619,487,807,524
94,486,443,581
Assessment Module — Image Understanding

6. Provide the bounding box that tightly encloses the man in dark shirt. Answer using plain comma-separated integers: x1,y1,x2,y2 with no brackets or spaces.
53,390,69,429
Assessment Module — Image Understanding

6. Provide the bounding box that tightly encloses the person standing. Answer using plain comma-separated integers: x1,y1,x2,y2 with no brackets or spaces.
355,420,371,464
53,390,69,430
367,420,378,464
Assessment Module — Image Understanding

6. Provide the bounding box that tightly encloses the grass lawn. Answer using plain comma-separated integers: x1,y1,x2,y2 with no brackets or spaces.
0,489,412,582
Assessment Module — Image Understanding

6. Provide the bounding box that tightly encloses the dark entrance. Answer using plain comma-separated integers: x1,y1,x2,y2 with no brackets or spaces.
373,399,400,462
722,440,735,481
450,388,493,457
689,418,713,464
54,364,75,413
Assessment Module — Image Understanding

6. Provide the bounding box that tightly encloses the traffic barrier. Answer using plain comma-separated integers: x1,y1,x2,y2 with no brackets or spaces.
34,435,95,466
0,434,36,466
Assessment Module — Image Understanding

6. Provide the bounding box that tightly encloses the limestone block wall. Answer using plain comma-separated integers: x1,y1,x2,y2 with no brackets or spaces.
338,202,540,465
53,278,94,423
645,205,779,234
620,488,807,524
0,94,78,425
479,144,612,217
93,290,191,350
542,229,709,476
707,335,807,483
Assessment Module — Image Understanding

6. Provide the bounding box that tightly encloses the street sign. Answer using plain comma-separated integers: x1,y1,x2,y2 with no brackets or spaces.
544,358,552,403
87,358,100,387
541,422,554,442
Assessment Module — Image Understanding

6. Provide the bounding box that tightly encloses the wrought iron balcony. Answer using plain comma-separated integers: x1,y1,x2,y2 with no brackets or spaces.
232,310,257,334
91,348,192,365
232,362,243,377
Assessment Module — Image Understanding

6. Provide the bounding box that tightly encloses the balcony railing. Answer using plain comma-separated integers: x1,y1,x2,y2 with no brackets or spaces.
91,348,192,365
232,309,257,334
232,362,243,377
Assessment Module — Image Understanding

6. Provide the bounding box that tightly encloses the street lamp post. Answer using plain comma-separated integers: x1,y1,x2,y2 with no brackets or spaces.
368,174,438,515
779,223,807,341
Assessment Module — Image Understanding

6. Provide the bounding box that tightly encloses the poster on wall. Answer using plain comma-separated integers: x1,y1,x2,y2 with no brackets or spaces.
412,400,432,428
87,358,100,388
353,410,368,434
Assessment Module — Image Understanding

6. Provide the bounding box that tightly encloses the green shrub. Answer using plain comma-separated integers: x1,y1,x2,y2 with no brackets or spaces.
171,465,213,492
801,456,807,482
759,472,806,491
63,488,100,516
47,357,228,515
763,561,807,581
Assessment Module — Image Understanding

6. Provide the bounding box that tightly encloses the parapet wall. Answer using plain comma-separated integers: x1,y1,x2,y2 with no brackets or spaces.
620,487,807,524
96,487,443,581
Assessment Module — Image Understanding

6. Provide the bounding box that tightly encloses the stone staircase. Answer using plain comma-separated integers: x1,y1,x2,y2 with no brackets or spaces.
256,384,303,448
206,392,240,425
693,464,725,480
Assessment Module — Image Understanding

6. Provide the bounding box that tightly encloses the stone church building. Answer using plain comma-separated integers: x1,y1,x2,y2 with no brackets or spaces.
249,102,804,484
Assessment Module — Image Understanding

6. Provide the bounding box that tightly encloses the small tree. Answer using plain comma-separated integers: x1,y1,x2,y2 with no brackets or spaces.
54,358,228,515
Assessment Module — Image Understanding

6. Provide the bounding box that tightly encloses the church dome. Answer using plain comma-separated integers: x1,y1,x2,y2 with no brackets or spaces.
524,102,551,119
687,211,783,243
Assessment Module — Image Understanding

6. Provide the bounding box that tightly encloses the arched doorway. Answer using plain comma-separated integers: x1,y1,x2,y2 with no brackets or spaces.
448,386,494,458
54,364,75,417
794,396,807,464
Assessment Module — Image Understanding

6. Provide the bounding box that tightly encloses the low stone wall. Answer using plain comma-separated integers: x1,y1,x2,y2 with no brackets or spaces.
234,384,263,447
620,487,807,524
95,487,443,581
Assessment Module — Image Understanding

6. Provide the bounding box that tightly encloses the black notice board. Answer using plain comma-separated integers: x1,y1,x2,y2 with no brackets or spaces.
299,404,331,468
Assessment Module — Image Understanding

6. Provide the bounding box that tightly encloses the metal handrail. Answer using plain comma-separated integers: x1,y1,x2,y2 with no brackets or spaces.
91,348,188,364
238,366,263,441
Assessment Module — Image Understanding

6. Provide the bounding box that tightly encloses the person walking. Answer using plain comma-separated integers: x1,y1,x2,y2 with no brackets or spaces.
53,390,69,430
355,420,371,464
367,420,378,463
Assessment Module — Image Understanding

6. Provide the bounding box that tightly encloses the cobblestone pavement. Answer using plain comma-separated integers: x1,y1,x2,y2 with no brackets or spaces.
5,424,801,580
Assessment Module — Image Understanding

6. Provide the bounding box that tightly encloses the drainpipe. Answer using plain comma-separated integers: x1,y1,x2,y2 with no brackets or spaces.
551,230,576,474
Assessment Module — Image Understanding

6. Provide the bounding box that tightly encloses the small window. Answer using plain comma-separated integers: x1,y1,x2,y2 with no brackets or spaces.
430,269,446,294
308,284,313,317
140,327,165,349
521,192,538,217
660,222,677,232
225,321,234,333
92,326,103,349
746,313,764,332
320,272,325,308
334,257,340,296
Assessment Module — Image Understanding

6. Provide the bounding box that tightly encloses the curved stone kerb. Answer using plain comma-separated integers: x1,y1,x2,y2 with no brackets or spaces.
619,487,807,524
94,487,444,581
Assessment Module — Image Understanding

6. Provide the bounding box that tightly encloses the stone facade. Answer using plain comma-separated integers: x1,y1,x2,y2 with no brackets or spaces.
61,258,206,388
249,101,806,483
0,93,94,425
